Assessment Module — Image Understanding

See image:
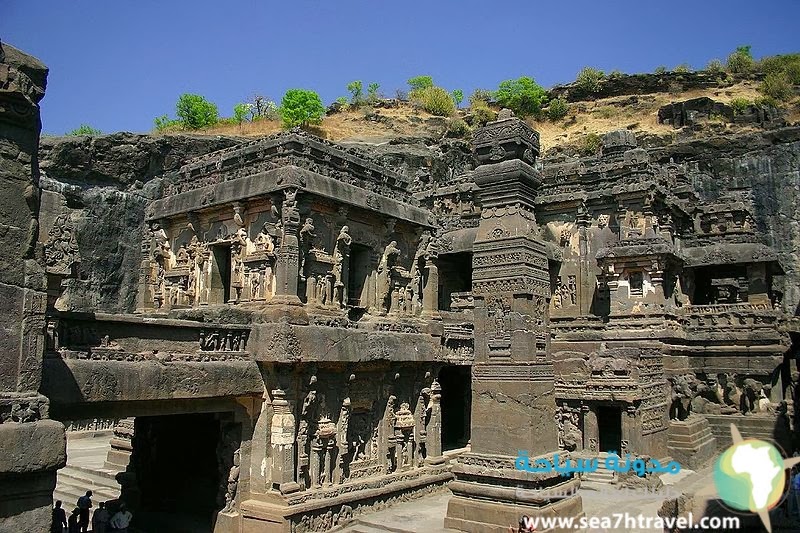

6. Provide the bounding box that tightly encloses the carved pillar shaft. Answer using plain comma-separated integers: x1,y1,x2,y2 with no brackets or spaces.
269,389,296,491
422,260,440,319
272,189,302,304
426,380,444,464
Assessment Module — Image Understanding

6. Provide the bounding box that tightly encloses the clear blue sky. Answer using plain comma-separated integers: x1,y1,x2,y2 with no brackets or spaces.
2,1,799,135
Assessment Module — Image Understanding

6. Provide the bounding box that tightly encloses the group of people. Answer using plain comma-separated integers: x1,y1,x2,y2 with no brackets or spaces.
51,491,133,533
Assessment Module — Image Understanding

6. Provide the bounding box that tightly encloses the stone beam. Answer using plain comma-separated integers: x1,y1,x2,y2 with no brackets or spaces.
146,166,434,227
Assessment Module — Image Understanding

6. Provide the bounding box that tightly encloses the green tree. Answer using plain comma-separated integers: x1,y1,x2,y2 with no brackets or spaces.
233,103,250,125
407,75,434,93
493,76,548,117
367,82,380,101
279,89,325,128
66,124,102,136
727,45,754,74
451,89,464,107
175,93,219,129
347,80,364,105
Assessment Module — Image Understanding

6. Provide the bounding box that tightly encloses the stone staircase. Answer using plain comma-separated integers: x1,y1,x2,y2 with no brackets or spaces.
580,452,615,484
54,464,122,507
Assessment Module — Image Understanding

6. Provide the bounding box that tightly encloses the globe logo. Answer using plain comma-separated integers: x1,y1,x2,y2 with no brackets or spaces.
713,424,800,532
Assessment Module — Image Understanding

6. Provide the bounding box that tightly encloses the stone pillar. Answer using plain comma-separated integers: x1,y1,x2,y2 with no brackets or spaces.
0,42,67,532
425,380,444,465
269,388,297,492
422,258,441,319
272,187,302,305
445,115,582,532
747,262,770,304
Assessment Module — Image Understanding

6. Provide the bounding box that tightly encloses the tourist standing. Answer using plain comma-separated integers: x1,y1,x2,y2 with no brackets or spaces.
109,503,133,533
67,508,81,533
92,501,111,533
51,500,67,533
76,490,92,533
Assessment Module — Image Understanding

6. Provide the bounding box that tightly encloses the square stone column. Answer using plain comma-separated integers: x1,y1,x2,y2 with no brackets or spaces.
445,115,582,532
0,41,67,532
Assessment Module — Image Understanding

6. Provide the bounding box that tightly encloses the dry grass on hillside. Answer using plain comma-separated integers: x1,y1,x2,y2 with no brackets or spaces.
155,80,796,152
162,105,447,143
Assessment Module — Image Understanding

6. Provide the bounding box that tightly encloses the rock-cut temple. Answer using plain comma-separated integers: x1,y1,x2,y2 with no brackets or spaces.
1,41,797,533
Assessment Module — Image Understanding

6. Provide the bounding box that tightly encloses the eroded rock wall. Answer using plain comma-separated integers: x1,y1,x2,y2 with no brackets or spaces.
39,133,243,312
649,127,800,314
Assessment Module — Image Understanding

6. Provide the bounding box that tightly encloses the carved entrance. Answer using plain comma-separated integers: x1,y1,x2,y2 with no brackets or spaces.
210,245,232,304
439,365,471,450
597,405,621,452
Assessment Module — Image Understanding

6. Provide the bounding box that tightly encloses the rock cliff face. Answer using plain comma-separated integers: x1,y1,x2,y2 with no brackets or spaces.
39,133,243,312
37,127,800,316
649,127,800,314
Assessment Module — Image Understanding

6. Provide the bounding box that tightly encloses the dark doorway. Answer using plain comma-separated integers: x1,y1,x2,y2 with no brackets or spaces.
132,413,223,532
348,244,371,307
437,253,472,311
597,405,621,453
439,365,471,450
211,246,232,304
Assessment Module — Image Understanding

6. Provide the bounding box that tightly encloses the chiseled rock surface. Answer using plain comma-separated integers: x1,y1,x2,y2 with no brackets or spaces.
38,133,244,313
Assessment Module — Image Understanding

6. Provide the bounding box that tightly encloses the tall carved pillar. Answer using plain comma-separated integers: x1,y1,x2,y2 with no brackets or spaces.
269,388,297,492
445,114,583,532
272,186,302,305
421,258,441,319
0,42,66,532
425,379,444,464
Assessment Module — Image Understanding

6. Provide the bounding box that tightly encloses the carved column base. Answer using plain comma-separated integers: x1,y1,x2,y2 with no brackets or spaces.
444,452,583,533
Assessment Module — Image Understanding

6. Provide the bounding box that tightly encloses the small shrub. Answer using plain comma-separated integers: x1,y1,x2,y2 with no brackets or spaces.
547,97,569,121
608,69,625,79
154,115,181,132
668,82,684,95
66,124,102,136
445,117,471,138
705,59,725,73
674,63,692,73
593,106,615,119
727,45,754,75
395,88,408,101
233,103,250,125
758,54,800,84
760,72,793,102
248,95,279,120
579,133,602,156
407,75,434,92
279,89,325,128
451,89,464,107
755,95,780,108
469,88,494,106
575,67,605,95
410,86,455,116
334,96,349,110
654,66,667,75
367,82,380,103
494,76,548,117
470,99,497,126
176,93,219,129
729,97,753,115
347,80,364,106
